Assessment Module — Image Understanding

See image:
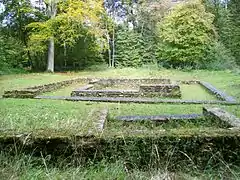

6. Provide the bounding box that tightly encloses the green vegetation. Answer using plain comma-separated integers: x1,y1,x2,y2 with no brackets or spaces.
43,82,87,96
0,69,239,134
0,68,240,179
1,153,240,180
0,73,77,96
0,0,240,178
1,0,239,72
158,0,215,68
0,99,103,134
106,118,224,134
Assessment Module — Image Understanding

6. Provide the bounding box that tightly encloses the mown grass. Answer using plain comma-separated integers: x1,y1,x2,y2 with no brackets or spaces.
0,99,238,135
180,84,217,100
0,99,103,133
0,73,77,96
42,82,87,96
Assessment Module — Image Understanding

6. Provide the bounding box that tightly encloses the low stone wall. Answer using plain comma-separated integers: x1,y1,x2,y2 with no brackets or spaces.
71,84,181,98
139,84,181,98
97,78,171,86
35,95,240,105
71,90,140,98
199,81,236,102
203,107,240,128
3,89,39,98
88,108,108,134
116,114,202,122
177,80,200,84
3,77,90,98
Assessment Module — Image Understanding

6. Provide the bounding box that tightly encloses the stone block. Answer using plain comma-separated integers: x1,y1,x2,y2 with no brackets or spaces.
71,90,140,98
97,78,171,86
139,84,181,98
199,81,236,102
203,107,240,128
116,114,202,122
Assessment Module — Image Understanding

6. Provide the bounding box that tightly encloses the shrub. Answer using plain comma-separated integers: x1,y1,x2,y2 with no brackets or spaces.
157,0,216,69
200,42,237,70
0,33,27,74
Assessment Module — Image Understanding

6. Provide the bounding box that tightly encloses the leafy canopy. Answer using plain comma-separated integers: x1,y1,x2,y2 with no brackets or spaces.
27,0,106,54
157,0,216,68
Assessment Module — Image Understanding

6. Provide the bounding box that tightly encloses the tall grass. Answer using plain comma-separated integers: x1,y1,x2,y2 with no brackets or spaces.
1,150,240,180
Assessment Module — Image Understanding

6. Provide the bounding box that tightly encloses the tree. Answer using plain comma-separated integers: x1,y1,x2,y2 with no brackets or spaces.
27,0,106,72
157,0,216,68
204,0,240,65
0,0,46,68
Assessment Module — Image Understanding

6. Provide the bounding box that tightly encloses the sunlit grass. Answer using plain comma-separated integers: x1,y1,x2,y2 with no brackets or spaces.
0,99,102,133
42,83,87,96
0,73,78,96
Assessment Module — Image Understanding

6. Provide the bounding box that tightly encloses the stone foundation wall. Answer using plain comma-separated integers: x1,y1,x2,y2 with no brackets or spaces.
97,78,171,86
199,81,236,102
203,107,240,128
71,84,181,98
3,78,90,98
139,84,181,97
71,90,140,98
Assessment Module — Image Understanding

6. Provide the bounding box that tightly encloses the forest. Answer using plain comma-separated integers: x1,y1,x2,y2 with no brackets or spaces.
0,0,239,74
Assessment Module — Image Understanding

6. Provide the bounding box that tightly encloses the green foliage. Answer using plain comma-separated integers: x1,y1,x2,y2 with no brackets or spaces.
201,41,237,70
0,32,26,74
0,0,47,72
26,0,106,70
157,0,216,68
115,28,156,67
228,0,240,65
204,0,240,66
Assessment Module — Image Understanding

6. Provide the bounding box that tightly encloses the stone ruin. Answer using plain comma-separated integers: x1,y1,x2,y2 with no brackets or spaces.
71,78,181,98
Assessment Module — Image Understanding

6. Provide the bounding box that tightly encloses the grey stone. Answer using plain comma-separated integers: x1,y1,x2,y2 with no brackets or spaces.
35,96,240,105
88,108,108,134
116,114,203,122
97,78,171,86
199,81,236,102
203,107,240,128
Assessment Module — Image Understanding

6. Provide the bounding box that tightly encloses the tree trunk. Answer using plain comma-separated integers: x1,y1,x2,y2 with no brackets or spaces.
111,6,115,68
105,32,111,67
46,0,57,72
112,27,115,67
64,41,67,68
47,37,54,72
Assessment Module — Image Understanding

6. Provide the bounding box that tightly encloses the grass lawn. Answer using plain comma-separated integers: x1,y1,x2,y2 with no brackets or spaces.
0,68,239,134
0,73,77,96
0,99,104,134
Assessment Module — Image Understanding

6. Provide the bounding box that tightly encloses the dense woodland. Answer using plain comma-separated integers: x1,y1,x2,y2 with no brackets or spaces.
0,0,239,74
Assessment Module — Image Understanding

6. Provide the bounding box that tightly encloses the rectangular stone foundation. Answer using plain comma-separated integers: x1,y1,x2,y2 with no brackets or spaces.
71,84,181,98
